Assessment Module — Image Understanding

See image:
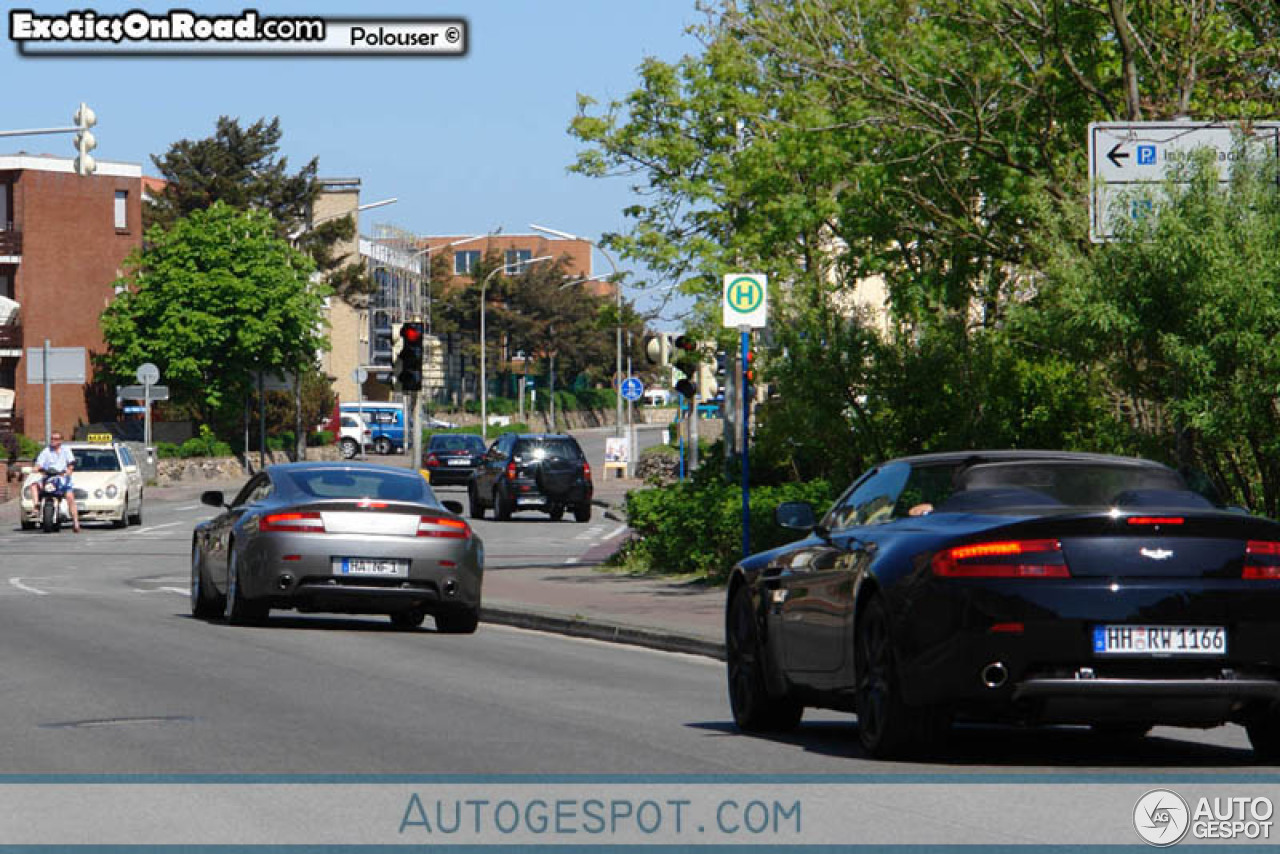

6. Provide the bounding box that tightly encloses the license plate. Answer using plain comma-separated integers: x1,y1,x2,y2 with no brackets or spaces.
1093,625,1226,655
447,458,470,466
517,496,541,504
334,558,408,577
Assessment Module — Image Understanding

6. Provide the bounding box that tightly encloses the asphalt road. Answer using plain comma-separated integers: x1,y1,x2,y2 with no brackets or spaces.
0,490,1268,775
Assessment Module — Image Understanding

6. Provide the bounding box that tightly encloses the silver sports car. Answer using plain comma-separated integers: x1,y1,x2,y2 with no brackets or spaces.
192,462,483,633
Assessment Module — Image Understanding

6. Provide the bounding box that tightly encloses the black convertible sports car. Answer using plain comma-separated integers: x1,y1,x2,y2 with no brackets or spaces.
725,450,1280,760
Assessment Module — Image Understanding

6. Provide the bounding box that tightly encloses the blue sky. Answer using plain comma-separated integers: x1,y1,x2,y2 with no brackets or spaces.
2,1,701,326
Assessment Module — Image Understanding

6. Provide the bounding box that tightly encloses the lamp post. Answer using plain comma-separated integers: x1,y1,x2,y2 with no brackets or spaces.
480,255,552,440
529,224,623,439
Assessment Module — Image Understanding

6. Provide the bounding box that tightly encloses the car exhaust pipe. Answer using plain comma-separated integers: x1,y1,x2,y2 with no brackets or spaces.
443,578,458,597
982,662,1008,689
277,574,294,591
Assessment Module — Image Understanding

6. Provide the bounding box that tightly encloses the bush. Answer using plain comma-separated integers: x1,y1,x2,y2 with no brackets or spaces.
308,430,334,447
179,424,234,458
15,434,41,460
156,442,182,459
462,396,519,416
618,477,838,583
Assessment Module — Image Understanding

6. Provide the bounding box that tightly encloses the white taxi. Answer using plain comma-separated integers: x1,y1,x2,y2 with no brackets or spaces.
20,440,145,529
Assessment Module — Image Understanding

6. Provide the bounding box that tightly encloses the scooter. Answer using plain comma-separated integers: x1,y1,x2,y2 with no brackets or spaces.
36,473,73,533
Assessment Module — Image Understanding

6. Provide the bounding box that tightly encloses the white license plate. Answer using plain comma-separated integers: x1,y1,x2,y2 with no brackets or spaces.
1093,625,1226,655
334,558,408,577
447,458,470,466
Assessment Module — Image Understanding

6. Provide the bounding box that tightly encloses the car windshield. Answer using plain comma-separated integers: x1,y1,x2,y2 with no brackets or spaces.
934,460,1190,512
430,435,486,454
72,448,121,472
282,468,433,503
515,438,582,461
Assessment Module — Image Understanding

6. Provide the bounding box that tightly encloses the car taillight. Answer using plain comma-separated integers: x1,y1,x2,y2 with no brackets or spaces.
418,515,471,539
506,462,517,480
426,453,440,467
1127,516,1184,526
583,461,592,480
931,539,1069,578
1244,541,1280,579
259,512,325,533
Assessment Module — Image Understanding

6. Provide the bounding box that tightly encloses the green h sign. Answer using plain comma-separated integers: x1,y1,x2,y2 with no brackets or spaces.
722,273,768,328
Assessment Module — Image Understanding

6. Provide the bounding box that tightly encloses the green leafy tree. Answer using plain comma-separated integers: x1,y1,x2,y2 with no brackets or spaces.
146,115,372,304
99,202,329,434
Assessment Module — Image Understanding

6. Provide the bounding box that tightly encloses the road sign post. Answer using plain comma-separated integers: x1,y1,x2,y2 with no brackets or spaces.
723,274,769,559
136,362,161,479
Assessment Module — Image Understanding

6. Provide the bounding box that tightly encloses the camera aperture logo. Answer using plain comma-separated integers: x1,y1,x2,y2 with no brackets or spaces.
1134,789,1189,847
1134,789,1274,845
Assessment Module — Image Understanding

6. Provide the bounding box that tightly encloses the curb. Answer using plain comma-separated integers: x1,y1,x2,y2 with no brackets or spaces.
480,604,724,661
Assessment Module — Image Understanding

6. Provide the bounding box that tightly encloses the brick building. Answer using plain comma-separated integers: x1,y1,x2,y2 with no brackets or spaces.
0,154,143,442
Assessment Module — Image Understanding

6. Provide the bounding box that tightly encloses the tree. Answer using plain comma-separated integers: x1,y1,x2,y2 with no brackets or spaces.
98,202,329,433
147,116,372,304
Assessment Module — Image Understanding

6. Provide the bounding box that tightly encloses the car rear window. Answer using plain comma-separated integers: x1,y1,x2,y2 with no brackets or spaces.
430,435,486,454
73,448,121,472
283,469,431,503
939,461,1186,510
515,438,582,461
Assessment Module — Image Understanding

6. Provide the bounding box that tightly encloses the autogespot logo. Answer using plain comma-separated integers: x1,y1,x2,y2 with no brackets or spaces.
1134,789,1190,846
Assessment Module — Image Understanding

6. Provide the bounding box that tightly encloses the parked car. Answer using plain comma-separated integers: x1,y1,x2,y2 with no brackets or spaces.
337,412,373,459
424,433,488,486
725,449,1280,760
339,402,407,455
468,433,593,522
192,462,482,633
19,440,144,529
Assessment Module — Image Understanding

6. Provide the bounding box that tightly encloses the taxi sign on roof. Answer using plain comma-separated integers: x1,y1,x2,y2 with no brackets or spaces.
86,433,113,443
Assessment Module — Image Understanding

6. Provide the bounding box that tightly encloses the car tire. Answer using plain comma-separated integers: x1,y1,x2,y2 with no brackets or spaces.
855,595,948,759
390,609,426,630
549,504,565,522
494,488,512,522
191,545,225,619
726,585,803,733
224,551,269,625
374,437,392,455
468,483,485,520
435,607,479,634
21,519,35,531
113,496,128,528
1248,706,1280,762
128,500,142,526
340,437,358,459
573,503,592,523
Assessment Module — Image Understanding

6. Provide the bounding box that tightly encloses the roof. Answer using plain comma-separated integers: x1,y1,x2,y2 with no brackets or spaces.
892,449,1173,470
0,153,142,178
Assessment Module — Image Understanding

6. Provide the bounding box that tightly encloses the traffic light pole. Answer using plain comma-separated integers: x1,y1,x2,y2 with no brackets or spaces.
410,390,422,473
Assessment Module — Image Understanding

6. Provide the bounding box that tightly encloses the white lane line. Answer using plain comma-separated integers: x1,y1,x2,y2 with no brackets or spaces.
8,578,49,596
563,557,580,565
136,521,184,534
136,586,189,596
178,504,200,511
603,525,628,540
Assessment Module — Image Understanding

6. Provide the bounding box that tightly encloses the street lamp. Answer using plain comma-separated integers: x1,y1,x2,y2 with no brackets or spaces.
529,223,623,439
480,255,553,439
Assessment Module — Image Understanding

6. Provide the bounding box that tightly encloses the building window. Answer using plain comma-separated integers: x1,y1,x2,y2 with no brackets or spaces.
114,190,128,230
0,270,10,299
454,250,480,275
0,183,9,230
504,248,532,273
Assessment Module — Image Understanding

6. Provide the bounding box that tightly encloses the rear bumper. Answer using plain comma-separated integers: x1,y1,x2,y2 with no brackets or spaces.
426,467,478,486
1008,675,1280,725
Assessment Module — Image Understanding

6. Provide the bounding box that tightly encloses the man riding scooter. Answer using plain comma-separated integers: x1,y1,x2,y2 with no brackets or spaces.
26,431,81,533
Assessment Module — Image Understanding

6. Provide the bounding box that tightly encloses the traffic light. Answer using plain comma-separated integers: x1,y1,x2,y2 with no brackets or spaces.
672,335,699,399
72,102,96,177
644,333,672,366
398,322,424,392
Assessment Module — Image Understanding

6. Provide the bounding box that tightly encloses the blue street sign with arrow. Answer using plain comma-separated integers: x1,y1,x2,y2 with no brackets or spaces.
620,377,644,402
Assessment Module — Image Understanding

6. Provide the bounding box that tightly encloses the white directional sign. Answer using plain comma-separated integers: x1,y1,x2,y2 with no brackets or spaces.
722,273,768,329
1089,121,1280,242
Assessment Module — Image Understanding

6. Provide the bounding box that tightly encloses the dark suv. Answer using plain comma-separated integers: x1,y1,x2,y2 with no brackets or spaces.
468,433,593,522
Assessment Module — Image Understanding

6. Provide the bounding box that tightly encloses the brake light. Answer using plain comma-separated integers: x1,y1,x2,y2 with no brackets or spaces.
259,512,325,533
931,539,1069,578
426,453,440,467
1244,541,1280,579
1127,516,1184,526
583,461,592,480
356,499,388,509
417,515,471,539
506,462,517,481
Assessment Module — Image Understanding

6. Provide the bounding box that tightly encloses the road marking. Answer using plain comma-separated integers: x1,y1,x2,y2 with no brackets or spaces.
136,586,188,596
178,504,200,511
563,557,580,565
604,525,628,540
136,521,183,534
8,578,48,596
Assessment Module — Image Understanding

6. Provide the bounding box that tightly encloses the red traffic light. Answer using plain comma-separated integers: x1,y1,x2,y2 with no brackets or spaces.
402,323,423,343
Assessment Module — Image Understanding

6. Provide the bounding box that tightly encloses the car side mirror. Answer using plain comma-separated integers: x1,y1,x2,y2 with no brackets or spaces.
442,500,464,515
200,490,225,509
775,501,817,531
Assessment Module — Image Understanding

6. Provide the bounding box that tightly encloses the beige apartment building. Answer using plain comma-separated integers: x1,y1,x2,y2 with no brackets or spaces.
313,178,365,405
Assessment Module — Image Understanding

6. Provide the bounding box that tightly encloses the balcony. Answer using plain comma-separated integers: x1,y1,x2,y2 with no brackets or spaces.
0,223,19,257
0,296,18,349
